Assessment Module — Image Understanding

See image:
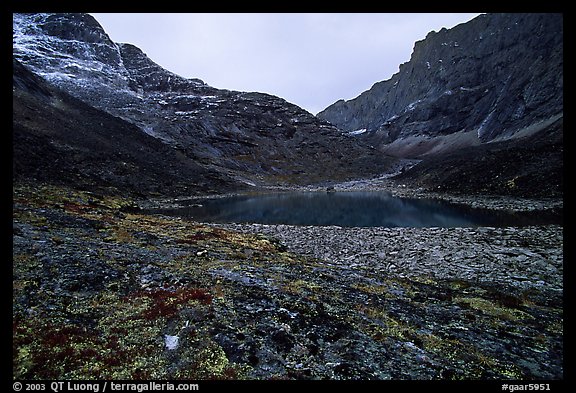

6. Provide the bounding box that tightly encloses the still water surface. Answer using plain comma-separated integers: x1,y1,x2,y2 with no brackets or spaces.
147,191,560,228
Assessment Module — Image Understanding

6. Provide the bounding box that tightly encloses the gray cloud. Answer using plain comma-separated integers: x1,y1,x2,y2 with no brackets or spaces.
91,13,480,114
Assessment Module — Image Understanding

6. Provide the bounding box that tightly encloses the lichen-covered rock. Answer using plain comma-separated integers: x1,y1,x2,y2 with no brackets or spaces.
12,182,563,380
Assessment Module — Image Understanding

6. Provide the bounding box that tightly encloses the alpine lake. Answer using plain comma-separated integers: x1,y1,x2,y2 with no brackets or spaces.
141,191,562,228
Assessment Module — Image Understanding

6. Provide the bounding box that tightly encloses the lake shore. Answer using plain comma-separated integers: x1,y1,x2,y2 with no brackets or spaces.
13,181,564,379
212,223,563,296
136,171,563,215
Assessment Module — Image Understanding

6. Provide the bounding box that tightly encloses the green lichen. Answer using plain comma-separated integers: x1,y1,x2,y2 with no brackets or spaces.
284,279,322,295
454,297,533,321
351,283,388,296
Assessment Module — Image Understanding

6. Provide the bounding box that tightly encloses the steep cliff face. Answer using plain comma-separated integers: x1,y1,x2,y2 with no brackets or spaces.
13,13,396,188
318,13,563,157
13,58,240,196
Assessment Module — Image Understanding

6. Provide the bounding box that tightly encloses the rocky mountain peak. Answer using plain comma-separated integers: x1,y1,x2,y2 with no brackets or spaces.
13,13,128,92
317,13,563,157
34,13,114,45
13,12,397,189
118,42,207,93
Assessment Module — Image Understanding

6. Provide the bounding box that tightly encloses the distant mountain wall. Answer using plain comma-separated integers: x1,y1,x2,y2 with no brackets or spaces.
317,13,563,157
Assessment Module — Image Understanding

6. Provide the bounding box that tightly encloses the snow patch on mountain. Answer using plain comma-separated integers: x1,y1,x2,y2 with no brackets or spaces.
346,128,367,136
13,13,136,99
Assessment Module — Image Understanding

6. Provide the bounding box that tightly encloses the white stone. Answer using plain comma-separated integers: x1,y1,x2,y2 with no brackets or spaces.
164,335,179,350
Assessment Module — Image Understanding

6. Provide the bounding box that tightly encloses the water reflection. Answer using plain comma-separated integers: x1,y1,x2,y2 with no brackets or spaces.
147,192,561,228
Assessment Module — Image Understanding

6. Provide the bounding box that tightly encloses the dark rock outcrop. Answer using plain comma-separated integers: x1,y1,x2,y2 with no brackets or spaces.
318,13,563,156
13,13,397,190
394,117,563,198
13,57,239,197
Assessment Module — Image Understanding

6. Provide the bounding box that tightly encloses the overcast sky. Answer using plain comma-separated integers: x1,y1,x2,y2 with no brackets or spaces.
91,13,480,115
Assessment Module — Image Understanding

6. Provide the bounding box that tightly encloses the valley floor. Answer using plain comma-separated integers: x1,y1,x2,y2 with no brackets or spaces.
12,181,563,381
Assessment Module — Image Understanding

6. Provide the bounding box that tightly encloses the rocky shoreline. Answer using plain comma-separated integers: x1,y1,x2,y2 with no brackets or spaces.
213,224,563,295
208,168,563,295
261,173,564,213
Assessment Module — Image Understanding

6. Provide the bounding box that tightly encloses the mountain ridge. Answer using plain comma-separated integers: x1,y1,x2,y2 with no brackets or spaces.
317,13,563,157
13,57,240,197
12,12,563,199
12,12,397,192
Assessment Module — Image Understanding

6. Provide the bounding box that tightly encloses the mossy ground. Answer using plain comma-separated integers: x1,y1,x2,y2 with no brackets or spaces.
12,182,563,380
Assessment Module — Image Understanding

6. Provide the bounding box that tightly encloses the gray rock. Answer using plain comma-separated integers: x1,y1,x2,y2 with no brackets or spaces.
13,13,398,191
318,13,562,152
